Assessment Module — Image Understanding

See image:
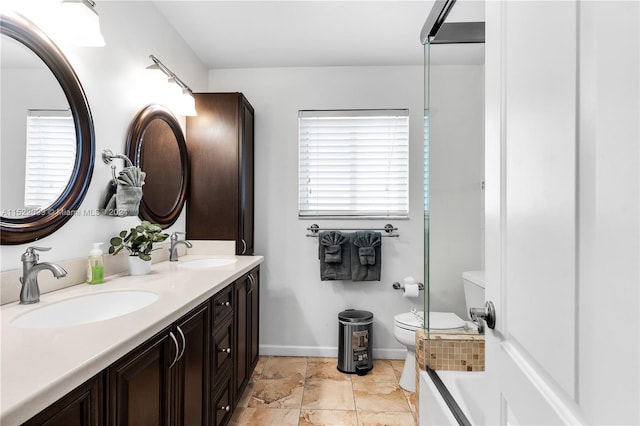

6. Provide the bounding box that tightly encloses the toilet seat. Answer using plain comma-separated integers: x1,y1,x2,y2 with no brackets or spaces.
394,311,466,331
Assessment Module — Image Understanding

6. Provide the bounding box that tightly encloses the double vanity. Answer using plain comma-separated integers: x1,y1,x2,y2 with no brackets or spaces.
1,253,263,425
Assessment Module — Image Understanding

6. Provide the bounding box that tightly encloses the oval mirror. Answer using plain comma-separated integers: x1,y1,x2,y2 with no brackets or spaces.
0,11,95,245
126,104,188,228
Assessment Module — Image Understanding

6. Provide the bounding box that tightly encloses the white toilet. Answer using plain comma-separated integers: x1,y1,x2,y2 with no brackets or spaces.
393,270,485,392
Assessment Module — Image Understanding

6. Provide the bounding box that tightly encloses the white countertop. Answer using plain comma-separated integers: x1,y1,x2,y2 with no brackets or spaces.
0,254,263,425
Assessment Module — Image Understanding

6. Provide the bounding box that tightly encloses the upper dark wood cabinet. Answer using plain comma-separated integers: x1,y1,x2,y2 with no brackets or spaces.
186,93,255,255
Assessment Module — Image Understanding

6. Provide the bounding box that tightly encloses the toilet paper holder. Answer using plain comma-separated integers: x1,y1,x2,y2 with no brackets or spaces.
392,282,425,291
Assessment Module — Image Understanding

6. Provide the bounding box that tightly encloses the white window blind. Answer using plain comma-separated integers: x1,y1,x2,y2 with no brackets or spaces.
24,110,76,209
298,109,409,218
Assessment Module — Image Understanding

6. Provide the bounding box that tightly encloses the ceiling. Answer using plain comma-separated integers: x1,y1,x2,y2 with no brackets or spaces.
153,0,485,70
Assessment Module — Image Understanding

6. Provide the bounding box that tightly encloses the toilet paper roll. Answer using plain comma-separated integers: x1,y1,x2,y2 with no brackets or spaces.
403,282,420,298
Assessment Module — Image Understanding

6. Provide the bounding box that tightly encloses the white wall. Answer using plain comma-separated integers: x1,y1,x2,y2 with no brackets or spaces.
429,64,485,319
209,66,425,357
0,2,207,273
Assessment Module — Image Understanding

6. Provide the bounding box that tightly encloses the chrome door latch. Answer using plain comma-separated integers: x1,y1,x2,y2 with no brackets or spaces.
469,301,496,333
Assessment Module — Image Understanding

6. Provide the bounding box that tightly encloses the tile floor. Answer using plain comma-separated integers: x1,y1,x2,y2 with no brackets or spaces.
230,356,418,426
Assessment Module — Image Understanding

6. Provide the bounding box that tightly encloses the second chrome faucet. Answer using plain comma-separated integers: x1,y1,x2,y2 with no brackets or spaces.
169,232,192,261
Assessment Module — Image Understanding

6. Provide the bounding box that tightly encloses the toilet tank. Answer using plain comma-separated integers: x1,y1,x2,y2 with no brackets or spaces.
462,270,485,320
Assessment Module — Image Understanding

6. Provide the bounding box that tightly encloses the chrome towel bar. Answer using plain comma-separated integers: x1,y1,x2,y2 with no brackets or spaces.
305,223,399,237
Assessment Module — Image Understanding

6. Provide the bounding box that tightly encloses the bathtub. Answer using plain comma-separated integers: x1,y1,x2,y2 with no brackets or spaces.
419,370,487,425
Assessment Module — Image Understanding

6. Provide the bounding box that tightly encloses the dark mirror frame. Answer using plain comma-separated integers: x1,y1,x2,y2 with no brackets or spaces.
126,104,188,228
0,12,95,245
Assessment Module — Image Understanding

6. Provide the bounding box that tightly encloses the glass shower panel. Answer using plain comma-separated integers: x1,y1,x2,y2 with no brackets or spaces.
423,40,431,334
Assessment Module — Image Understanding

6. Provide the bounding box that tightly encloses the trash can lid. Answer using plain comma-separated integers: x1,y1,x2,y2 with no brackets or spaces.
339,309,373,322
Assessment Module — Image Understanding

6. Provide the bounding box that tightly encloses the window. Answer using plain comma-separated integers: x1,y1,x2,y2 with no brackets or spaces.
24,109,76,209
298,109,409,218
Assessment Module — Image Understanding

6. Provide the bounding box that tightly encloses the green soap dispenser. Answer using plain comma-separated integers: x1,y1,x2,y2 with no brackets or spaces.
87,242,105,284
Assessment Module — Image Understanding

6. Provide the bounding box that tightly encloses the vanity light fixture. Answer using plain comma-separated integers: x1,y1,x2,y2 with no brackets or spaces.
60,0,105,47
146,55,197,116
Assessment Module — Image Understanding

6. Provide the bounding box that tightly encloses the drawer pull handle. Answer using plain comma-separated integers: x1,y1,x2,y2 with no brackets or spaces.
220,347,231,354
219,405,230,412
241,239,247,254
217,301,230,307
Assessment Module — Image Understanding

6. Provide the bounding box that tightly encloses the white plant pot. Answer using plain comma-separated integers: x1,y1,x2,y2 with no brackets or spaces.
128,255,151,276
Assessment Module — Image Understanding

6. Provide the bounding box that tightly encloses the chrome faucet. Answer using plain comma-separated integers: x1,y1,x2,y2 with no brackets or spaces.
19,247,67,304
169,232,192,261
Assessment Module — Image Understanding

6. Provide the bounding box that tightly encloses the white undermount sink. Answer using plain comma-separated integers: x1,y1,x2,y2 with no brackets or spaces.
178,258,238,269
11,290,159,329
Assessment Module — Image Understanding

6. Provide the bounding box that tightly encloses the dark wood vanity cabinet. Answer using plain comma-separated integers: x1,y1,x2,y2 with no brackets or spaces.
22,266,261,426
174,303,211,426
22,374,104,426
186,93,255,255
107,326,174,426
234,267,260,402
248,268,260,371
107,302,210,426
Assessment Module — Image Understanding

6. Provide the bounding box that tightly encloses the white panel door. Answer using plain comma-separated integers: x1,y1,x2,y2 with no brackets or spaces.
484,1,585,423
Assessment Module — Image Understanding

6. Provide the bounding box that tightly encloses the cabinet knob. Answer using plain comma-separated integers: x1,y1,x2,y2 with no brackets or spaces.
217,301,230,307
219,405,231,412
220,347,231,354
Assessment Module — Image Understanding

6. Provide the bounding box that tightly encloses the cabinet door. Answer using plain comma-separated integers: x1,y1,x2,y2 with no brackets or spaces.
248,269,260,370
174,302,210,426
108,328,173,426
186,93,240,241
23,374,103,426
238,98,254,255
234,275,249,398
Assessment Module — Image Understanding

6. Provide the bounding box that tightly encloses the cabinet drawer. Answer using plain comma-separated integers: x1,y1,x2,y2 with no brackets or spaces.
212,316,233,382
212,285,233,322
211,372,233,426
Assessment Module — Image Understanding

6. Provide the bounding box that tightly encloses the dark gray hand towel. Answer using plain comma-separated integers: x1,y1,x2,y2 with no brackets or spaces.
320,231,348,263
318,231,351,281
351,231,382,281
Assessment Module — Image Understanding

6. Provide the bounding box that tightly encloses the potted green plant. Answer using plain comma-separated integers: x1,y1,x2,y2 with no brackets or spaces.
109,221,169,275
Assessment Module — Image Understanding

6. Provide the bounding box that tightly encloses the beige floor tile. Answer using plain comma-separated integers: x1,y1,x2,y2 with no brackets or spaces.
351,359,398,384
299,409,359,426
390,359,405,379
251,356,268,379
261,356,308,383
302,379,356,410
353,381,411,412
235,407,301,425
307,358,351,381
357,411,417,426
248,379,304,408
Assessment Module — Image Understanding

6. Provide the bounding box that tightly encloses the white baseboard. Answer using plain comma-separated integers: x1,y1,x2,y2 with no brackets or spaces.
259,345,406,360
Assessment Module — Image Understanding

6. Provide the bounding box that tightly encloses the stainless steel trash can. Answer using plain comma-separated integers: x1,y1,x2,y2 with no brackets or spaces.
337,309,374,375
